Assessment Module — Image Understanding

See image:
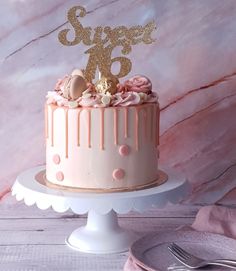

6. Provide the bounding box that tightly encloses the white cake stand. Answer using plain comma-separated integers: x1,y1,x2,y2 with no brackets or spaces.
11,166,189,254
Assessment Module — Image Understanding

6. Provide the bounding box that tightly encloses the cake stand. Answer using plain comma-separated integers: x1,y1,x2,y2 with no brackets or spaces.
11,166,189,254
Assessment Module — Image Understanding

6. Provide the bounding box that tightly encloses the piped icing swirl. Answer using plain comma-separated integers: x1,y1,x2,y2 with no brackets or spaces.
123,75,152,93
47,69,158,108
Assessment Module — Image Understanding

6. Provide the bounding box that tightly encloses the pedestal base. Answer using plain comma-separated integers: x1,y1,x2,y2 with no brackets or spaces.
12,166,189,254
66,210,138,254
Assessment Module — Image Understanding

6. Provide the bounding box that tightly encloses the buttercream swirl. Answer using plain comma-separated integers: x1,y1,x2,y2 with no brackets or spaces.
54,75,69,92
123,75,152,93
47,73,157,108
47,90,158,108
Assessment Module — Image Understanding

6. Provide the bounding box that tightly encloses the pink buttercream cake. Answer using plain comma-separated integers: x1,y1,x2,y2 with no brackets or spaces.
45,70,163,192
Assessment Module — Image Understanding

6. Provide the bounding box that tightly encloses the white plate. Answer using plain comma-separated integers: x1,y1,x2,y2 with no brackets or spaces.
130,230,236,271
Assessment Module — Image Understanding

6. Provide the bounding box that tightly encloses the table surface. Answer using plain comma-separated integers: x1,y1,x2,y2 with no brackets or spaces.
0,194,198,271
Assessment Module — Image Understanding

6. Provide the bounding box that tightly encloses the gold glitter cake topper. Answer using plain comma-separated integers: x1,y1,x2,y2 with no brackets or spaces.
58,6,157,82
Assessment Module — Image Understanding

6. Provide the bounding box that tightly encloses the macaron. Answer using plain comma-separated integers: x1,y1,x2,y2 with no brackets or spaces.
71,69,84,77
69,75,87,100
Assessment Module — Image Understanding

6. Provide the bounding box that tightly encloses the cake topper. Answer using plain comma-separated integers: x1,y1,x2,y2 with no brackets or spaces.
58,6,157,82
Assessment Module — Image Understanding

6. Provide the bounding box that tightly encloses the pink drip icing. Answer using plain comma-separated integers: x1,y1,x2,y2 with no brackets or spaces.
135,108,139,150
113,108,118,145
87,109,91,148
50,105,56,147
156,105,160,146
124,107,128,138
45,104,48,139
65,108,69,158
150,105,153,141
154,105,157,146
100,108,105,150
144,106,148,139
77,109,81,146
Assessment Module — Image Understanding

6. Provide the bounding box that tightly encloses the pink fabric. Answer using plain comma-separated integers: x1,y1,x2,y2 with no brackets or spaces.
192,205,236,238
124,257,146,271
124,205,236,271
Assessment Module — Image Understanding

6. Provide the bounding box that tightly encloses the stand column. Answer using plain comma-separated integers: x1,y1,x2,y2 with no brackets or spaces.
66,210,138,254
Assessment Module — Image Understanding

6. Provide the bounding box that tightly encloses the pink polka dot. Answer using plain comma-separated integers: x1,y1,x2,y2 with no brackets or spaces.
56,171,64,181
53,154,61,164
119,145,130,156
113,168,125,180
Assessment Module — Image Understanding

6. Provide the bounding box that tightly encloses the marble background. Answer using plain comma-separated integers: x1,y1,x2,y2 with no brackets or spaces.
1,0,236,206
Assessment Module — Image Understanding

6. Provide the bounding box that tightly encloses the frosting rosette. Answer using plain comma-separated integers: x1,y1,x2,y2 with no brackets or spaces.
112,92,141,106
46,91,69,106
124,75,152,93
54,75,69,91
112,91,158,107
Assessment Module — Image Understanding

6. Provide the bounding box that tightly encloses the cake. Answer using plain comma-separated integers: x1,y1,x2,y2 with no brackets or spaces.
45,70,163,192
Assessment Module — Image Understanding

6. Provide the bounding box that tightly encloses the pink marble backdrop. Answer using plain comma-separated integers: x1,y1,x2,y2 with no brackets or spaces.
1,0,236,205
